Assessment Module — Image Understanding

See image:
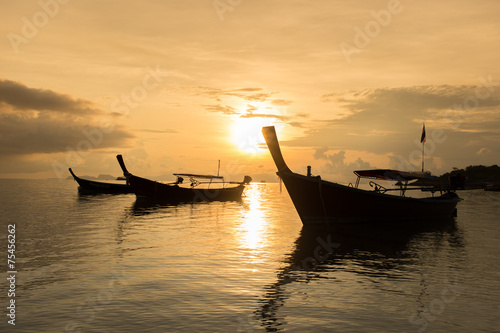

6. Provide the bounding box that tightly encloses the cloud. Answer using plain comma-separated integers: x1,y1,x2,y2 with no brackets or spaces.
0,110,133,157
287,84,500,172
137,128,178,134
294,112,309,118
0,79,134,157
195,86,276,103
244,92,276,102
196,86,305,127
231,88,263,92
477,147,492,155
204,104,239,115
306,85,500,146
246,105,259,113
271,99,293,106
204,100,292,121
0,79,101,114
288,121,305,128
240,112,289,121
313,148,371,182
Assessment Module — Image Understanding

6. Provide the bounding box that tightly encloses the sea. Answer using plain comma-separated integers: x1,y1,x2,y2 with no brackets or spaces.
1,179,499,332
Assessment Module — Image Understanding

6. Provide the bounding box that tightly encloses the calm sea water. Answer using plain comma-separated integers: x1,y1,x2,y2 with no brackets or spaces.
1,179,499,332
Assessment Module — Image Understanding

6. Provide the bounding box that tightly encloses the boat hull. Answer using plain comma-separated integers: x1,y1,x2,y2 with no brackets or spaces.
127,174,245,203
69,168,134,194
261,125,460,226
280,171,460,225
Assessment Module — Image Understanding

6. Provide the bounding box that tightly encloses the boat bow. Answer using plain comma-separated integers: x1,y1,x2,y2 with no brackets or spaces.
261,126,460,225
115,154,248,202
262,126,291,174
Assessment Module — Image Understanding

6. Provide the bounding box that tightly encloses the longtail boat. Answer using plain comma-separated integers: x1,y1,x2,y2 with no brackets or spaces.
262,126,460,225
116,155,251,202
68,168,134,194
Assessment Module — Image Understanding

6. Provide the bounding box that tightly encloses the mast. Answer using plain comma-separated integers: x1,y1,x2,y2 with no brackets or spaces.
420,123,426,172
422,142,425,172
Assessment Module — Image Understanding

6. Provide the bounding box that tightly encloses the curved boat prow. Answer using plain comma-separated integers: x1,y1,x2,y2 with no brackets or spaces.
116,155,130,176
68,168,78,180
262,126,291,173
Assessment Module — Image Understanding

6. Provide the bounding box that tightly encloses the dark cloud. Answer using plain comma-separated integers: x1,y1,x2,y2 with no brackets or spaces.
0,112,133,156
0,79,134,158
328,85,500,117
307,84,500,147
0,79,101,114
288,84,500,172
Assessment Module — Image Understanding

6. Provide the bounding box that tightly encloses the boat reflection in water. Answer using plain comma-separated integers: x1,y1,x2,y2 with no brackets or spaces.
128,197,236,216
253,218,464,332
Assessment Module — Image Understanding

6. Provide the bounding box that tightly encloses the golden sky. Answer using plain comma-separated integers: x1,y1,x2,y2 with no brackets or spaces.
1,0,499,181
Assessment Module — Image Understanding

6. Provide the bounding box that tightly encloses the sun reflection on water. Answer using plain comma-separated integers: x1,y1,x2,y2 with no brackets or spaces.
239,184,268,250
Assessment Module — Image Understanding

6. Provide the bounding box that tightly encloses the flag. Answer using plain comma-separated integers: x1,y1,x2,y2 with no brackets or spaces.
420,124,426,143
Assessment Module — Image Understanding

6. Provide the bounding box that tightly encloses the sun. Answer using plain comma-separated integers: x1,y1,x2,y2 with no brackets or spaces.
231,116,278,154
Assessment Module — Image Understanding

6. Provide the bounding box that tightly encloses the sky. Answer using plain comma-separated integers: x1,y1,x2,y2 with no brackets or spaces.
1,0,499,182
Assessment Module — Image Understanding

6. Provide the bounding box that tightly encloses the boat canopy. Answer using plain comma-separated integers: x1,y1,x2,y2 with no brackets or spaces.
173,173,224,180
353,169,438,182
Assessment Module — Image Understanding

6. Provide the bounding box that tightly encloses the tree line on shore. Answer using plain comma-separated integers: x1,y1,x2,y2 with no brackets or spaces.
439,165,500,189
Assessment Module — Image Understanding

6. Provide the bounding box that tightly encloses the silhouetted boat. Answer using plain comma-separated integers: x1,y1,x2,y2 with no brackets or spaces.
262,126,460,225
68,168,134,194
116,155,251,202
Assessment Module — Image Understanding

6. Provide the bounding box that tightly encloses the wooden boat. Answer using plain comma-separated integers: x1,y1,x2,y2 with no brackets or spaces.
68,168,134,194
262,126,460,225
116,155,251,202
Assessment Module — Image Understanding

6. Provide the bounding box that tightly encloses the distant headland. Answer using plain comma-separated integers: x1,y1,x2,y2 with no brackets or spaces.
439,165,500,190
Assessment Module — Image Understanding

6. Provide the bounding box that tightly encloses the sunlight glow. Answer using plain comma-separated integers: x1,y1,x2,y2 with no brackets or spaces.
231,109,281,154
